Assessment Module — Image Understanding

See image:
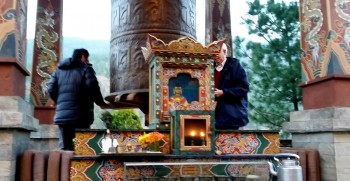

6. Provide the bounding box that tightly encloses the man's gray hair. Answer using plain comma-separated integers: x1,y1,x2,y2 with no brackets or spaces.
222,43,228,56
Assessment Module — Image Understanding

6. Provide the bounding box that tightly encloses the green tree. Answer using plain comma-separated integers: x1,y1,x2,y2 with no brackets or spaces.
234,0,302,129
111,109,143,130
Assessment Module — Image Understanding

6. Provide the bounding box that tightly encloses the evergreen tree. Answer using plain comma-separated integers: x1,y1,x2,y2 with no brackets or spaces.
234,0,302,129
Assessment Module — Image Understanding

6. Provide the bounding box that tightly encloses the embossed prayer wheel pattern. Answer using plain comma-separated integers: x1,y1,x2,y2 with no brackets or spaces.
110,0,196,94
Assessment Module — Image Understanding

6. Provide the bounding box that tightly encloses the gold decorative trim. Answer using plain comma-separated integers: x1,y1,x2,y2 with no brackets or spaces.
142,34,225,61
179,114,212,151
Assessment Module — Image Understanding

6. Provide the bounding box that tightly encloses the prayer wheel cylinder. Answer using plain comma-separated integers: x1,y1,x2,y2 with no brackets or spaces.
110,0,196,95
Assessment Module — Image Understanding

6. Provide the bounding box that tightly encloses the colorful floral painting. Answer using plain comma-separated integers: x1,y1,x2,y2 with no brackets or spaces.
215,132,279,154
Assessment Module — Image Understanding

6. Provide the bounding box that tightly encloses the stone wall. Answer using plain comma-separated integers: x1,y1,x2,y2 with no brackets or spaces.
0,96,38,180
284,107,350,181
0,96,59,180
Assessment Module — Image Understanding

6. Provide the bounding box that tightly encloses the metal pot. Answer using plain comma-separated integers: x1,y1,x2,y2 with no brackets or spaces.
268,153,303,181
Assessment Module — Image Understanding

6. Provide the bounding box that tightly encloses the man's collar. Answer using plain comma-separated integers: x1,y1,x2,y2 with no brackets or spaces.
215,58,227,72
221,58,227,66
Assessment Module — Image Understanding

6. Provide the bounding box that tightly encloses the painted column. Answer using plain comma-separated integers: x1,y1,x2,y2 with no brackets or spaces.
0,1,39,180
284,1,350,180
299,0,350,109
205,0,232,56
0,0,30,97
30,0,63,124
108,0,196,117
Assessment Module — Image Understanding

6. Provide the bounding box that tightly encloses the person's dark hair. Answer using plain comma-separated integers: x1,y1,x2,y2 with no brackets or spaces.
72,48,89,61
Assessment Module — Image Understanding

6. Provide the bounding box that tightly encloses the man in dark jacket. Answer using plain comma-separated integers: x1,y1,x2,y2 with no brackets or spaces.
214,43,249,129
48,48,108,150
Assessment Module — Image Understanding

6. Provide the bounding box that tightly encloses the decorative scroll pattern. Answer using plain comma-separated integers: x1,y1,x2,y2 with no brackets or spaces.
216,133,260,154
300,0,324,79
70,160,95,181
215,132,280,154
71,157,272,181
226,163,270,179
74,131,279,156
74,132,98,156
300,0,350,81
17,0,27,62
30,0,61,106
261,133,280,154
142,35,224,62
74,131,171,156
0,0,17,58
98,160,124,181
71,131,279,180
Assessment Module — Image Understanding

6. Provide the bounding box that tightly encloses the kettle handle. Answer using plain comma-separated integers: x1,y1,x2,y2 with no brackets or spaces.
273,153,300,166
274,153,300,160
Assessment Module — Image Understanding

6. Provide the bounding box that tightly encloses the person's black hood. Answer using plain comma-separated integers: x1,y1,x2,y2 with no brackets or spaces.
58,58,85,69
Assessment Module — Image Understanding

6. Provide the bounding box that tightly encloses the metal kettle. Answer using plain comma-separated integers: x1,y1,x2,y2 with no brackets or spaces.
268,153,303,181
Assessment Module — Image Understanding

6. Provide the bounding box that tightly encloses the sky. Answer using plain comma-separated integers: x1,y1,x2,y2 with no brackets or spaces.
27,0,111,40
26,0,252,45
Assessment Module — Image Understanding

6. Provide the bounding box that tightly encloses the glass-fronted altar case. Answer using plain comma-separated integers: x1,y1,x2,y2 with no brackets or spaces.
142,34,224,155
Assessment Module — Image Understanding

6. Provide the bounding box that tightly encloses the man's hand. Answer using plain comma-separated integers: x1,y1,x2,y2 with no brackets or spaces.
214,88,224,97
100,102,113,109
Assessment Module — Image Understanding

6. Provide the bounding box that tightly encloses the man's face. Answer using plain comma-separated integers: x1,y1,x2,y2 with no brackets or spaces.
81,55,89,63
215,48,226,64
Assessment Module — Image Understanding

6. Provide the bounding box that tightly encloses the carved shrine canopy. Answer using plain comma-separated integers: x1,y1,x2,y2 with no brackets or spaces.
142,34,224,123
142,34,224,64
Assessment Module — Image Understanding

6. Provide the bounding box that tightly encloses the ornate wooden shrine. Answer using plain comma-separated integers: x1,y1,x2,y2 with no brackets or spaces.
142,35,223,155
69,36,280,181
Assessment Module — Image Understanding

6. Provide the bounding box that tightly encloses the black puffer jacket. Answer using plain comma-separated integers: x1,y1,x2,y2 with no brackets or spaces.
48,58,105,126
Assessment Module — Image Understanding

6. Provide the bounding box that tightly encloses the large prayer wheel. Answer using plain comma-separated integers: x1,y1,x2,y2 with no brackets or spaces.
108,0,196,112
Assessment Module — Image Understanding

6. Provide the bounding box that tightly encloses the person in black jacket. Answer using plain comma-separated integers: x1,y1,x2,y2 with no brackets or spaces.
214,43,249,129
48,48,108,150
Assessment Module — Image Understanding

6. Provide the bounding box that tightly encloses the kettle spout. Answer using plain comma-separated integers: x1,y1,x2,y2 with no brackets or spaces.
268,162,277,176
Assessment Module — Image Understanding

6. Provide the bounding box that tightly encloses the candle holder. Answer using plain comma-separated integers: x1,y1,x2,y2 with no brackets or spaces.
200,131,205,146
171,112,214,154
